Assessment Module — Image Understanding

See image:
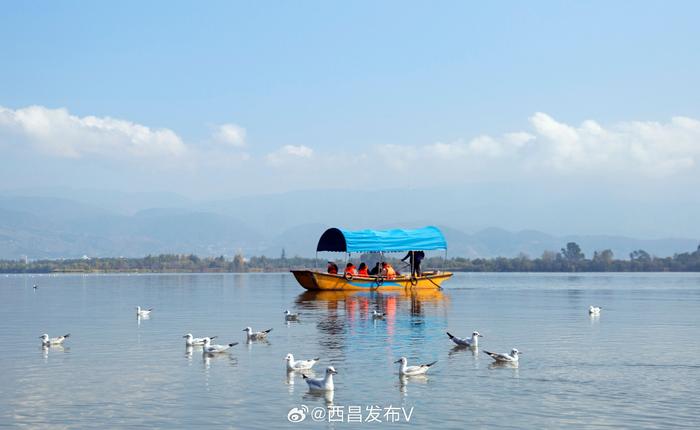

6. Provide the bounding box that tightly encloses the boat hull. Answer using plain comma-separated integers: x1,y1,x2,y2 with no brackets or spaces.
290,270,452,291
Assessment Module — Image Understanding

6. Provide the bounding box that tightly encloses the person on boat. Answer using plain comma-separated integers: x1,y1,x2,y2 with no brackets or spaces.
369,262,381,276
357,263,369,277
344,263,357,276
381,262,397,279
401,250,425,277
327,261,338,274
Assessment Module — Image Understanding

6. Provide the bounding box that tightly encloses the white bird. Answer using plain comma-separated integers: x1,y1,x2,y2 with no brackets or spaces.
483,348,521,363
372,310,386,319
284,310,300,321
243,326,272,341
303,366,337,391
446,331,483,347
40,333,70,346
202,337,238,354
394,357,437,376
136,306,153,317
183,333,217,347
589,305,602,315
285,353,320,371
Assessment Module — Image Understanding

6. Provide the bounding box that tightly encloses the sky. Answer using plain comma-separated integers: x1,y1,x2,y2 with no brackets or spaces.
1,1,699,237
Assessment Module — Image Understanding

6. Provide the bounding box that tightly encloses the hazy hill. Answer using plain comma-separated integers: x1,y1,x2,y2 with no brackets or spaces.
0,191,697,260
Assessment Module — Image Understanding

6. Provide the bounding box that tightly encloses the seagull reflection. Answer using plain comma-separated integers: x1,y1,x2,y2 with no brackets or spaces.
489,361,519,371
398,374,428,396
303,389,334,405
448,345,479,359
286,370,295,387
41,344,69,362
245,338,271,348
136,314,150,326
202,352,237,369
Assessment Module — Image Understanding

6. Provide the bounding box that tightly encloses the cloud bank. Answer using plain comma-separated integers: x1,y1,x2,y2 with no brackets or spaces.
1,104,699,188
0,105,187,159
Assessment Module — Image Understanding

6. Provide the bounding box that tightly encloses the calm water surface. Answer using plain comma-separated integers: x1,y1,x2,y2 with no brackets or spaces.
1,273,699,429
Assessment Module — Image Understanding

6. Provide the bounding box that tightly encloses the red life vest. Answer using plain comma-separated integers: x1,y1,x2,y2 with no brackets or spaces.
383,264,396,279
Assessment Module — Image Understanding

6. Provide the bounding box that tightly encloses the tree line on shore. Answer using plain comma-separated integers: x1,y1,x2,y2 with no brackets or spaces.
2,242,699,273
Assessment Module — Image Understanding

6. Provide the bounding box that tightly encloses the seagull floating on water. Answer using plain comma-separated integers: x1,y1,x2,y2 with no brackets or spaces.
394,357,437,376
372,310,386,320
40,333,70,346
589,305,602,315
447,331,483,347
285,353,320,371
483,348,521,363
183,333,217,347
136,306,153,317
303,366,337,391
243,326,272,341
284,310,300,321
202,337,238,353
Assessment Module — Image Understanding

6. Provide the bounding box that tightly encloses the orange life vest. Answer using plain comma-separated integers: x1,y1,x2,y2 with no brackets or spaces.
358,267,369,276
344,265,356,275
383,264,396,279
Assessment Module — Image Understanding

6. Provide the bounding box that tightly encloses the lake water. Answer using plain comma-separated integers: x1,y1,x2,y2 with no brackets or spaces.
1,272,699,429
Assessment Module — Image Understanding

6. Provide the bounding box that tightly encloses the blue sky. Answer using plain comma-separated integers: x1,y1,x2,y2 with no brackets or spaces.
1,1,700,236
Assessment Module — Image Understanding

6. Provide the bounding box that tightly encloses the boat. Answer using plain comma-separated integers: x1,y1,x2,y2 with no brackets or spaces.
291,226,453,291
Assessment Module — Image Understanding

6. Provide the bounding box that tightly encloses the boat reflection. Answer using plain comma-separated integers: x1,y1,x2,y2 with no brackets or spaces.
295,289,449,362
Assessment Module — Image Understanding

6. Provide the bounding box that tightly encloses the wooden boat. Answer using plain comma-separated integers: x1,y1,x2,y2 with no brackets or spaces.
291,226,452,291
291,270,452,291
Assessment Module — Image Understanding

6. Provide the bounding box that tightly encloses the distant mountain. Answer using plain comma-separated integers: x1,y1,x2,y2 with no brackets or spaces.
0,192,697,260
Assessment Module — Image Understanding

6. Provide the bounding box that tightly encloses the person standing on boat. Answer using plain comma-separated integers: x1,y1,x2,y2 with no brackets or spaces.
401,250,425,277
327,261,338,274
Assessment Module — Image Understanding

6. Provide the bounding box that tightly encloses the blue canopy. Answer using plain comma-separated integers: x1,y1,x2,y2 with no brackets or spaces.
316,226,447,253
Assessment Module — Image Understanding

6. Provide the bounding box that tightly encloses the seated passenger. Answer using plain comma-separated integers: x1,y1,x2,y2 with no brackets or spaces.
381,262,397,279
369,262,381,276
327,261,338,274
357,262,369,277
344,262,357,276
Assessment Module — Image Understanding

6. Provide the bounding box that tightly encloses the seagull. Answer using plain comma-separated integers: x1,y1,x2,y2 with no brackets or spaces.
372,310,386,320
589,306,602,315
243,327,272,341
183,333,217,347
303,366,337,391
202,337,238,354
394,357,437,376
285,353,320,371
446,331,483,347
40,333,70,346
136,306,153,317
284,310,300,321
483,348,521,363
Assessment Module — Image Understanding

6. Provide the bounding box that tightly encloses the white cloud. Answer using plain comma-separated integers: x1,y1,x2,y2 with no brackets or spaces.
0,105,186,159
265,145,314,166
213,123,246,147
529,112,700,175
370,113,700,179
